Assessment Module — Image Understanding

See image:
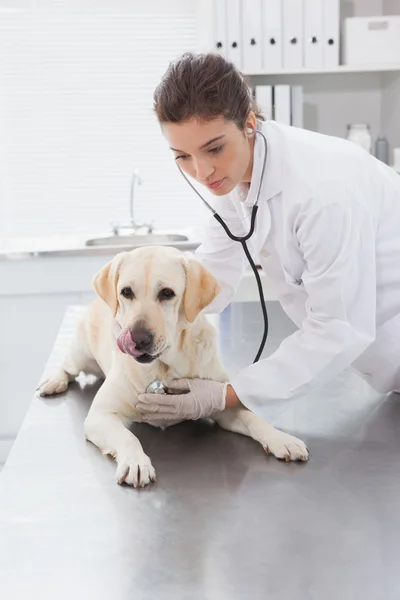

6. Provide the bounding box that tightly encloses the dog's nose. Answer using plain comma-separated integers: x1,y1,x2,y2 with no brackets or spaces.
130,326,153,352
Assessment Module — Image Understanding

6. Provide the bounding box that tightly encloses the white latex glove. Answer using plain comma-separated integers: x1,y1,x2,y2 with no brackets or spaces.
136,378,228,422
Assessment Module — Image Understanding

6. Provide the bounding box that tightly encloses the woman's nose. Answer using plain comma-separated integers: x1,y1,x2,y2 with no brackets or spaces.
194,158,214,181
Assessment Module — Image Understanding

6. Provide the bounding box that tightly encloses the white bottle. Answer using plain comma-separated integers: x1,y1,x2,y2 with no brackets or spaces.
346,123,372,153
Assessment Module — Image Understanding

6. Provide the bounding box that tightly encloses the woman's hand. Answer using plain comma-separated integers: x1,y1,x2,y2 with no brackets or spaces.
136,379,240,422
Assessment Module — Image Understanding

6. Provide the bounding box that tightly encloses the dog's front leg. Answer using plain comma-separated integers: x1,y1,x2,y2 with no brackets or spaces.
84,376,156,488
213,406,309,462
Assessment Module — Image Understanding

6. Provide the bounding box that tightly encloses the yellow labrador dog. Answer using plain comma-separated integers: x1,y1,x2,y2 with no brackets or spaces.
38,246,308,487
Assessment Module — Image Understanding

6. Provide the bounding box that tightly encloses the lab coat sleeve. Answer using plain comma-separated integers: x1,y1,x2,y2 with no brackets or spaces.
194,197,248,313
230,199,377,418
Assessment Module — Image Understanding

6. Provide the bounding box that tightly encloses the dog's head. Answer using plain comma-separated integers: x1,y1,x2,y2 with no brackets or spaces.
92,246,221,364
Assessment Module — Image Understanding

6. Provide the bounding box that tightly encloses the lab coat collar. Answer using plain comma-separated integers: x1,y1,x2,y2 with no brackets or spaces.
240,120,282,208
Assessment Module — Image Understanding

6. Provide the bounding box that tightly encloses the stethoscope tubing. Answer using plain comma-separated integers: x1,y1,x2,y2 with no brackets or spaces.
178,127,269,363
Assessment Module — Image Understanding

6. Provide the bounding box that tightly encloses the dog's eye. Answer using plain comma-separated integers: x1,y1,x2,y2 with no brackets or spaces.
159,288,175,300
121,287,134,299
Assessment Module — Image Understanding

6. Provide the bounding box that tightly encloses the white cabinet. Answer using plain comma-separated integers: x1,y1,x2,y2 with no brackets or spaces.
0,253,104,463
0,292,81,436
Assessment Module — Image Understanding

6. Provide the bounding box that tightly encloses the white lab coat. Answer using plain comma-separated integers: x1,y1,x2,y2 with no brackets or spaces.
195,120,400,419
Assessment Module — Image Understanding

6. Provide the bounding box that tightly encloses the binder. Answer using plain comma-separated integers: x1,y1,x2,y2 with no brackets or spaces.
282,0,304,70
290,85,303,128
242,0,263,72
227,0,242,69
213,0,227,58
262,0,282,71
323,0,340,68
304,0,323,69
273,84,291,125
255,85,273,121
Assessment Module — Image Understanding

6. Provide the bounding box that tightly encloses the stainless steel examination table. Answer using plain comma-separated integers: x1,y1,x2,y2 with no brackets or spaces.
1,302,400,600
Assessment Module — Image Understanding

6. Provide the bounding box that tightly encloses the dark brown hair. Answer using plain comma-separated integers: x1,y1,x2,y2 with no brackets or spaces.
153,52,265,130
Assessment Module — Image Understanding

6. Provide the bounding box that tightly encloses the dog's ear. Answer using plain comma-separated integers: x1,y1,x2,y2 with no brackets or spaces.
92,252,128,316
182,255,222,323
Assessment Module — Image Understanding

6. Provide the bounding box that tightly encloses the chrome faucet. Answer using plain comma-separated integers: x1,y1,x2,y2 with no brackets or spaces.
111,170,153,235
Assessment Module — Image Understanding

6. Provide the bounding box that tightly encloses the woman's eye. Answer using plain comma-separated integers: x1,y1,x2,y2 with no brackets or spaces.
121,287,134,299
175,154,189,161
209,145,223,155
159,288,175,300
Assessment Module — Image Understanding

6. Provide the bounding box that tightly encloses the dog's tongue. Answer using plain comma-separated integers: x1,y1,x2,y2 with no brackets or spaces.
117,329,145,357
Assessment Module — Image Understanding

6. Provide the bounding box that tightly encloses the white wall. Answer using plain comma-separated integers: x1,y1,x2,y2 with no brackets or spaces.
341,0,383,18
0,0,210,239
2,0,399,240
381,1,400,161
383,0,400,14
381,72,400,164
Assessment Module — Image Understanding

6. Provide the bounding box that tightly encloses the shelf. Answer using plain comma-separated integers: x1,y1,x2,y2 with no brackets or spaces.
244,64,400,77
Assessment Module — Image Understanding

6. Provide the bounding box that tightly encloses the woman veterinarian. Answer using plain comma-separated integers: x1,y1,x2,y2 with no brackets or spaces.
136,51,400,423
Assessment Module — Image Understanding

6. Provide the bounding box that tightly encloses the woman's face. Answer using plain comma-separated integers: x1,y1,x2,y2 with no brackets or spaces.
162,115,256,196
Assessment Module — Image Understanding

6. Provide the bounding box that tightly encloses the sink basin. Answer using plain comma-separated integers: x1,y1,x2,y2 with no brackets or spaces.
85,233,189,247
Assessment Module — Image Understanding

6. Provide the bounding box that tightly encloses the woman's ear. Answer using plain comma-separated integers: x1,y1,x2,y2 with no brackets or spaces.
182,255,222,323
245,111,257,135
92,252,128,316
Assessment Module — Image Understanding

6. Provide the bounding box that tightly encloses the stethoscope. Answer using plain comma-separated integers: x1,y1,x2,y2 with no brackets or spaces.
177,127,269,365
145,128,268,396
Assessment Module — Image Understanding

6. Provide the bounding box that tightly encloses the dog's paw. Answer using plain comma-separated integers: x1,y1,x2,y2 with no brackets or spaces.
37,369,69,397
264,431,309,462
116,452,156,488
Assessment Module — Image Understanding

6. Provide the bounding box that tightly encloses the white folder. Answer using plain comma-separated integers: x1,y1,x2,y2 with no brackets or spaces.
304,0,323,69
282,0,304,70
274,84,291,125
290,85,303,128
262,0,282,71
255,85,273,120
227,0,242,69
323,0,340,68
213,0,228,58
242,0,263,72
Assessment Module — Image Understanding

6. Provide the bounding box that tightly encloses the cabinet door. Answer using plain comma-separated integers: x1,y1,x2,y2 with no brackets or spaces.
0,293,81,457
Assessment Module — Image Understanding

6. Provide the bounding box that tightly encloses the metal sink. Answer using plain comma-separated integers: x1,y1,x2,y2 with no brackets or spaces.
85,233,189,247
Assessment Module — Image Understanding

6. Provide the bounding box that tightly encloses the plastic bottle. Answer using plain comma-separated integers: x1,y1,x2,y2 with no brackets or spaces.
346,123,372,153
375,135,389,165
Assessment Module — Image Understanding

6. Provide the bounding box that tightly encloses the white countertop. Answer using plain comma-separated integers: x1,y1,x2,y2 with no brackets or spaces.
0,227,203,261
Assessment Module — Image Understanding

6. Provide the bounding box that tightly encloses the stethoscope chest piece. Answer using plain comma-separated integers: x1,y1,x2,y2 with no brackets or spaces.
146,380,167,394
145,380,189,395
